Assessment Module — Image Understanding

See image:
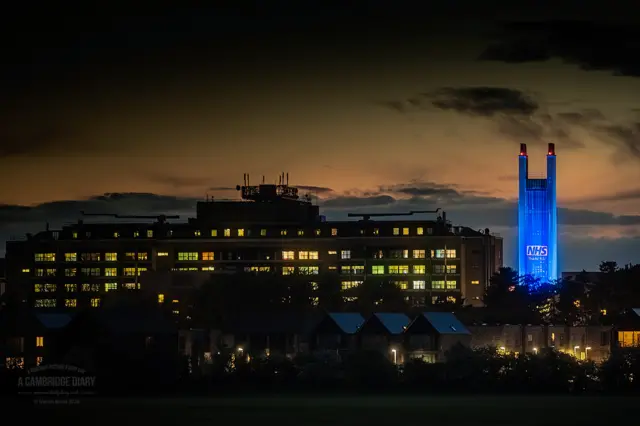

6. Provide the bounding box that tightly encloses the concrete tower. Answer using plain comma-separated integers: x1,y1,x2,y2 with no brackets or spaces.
518,143,558,283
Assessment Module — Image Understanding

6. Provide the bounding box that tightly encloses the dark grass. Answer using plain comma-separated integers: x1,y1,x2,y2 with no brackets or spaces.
15,395,633,425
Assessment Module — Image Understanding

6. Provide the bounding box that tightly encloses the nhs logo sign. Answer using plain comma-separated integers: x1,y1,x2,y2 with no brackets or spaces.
526,245,548,256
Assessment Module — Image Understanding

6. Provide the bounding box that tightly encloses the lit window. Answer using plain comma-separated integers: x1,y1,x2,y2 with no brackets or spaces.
178,252,198,261
395,281,408,290
398,265,409,274
105,283,118,292
158,294,165,304
81,252,101,261
194,230,201,237
402,228,409,235
202,252,214,261
433,249,445,259
237,229,245,237
65,253,77,262
65,283,77,292
202,266,215,271
261,229,267,236
331,228,338,236
417,227,424,235
35,253,56,262
413,250,425,259
224,229,231,237
446,280,457,289
471,280,480,285
299,251,309,260
105,268,117,277
36,357,43,366
299,266,319,275
22,268,30,273
446,265,457,274
393,228,399,236
157,252,169,257
280,229,288,236
315,229,321,236
211,229,218,237
372,265,384,274
72,232,78,239
5,357,24,369
138,252,148,260
282,266,295,275
91,298,100,308
389,265,399,274
297,230,304,236
446,249,457,259
340,250,351,259
65,268,77,277
34,299,56,308
341,281,362,290
105,253,117,261
35,269,44,277
65,299,77,308
432,280,445,290
147,230,154,238
413,280,426,290
402,250,409,259
446,296,457,303
45,269,56,276
282,251,295,260
328,250,337,255
36,336,44,347
309,251,319,260
134,231,140,238
413,265,426,274
113,232,119,238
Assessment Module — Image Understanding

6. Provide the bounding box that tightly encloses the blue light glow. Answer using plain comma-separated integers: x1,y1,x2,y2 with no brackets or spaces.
518,144,558,283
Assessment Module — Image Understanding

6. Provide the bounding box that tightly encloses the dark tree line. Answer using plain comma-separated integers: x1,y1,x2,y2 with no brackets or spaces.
483,262,640,324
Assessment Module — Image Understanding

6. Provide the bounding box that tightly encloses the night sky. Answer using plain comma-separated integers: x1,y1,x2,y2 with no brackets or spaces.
2,2,640,271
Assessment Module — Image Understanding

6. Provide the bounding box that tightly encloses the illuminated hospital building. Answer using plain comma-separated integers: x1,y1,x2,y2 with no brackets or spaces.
518,143,558,283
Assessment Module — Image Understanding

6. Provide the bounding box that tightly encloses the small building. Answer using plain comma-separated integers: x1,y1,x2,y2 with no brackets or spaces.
613,308,640,349
218,311,323,358
405,312,471,362
311,312,365,353
359,313,410,364
0,308,73,369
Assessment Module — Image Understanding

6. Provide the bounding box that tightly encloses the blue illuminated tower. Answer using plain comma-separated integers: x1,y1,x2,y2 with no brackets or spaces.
518,143,558,283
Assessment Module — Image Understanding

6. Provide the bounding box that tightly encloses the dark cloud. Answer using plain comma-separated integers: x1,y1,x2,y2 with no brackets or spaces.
479,21,640,77
599,122,640,160
297,185,334,195
144,173,215,189
0,193,197,233
321,195,396,209
428,87,539,116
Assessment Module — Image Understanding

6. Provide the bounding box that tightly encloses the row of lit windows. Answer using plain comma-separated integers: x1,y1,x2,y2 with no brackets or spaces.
340,280,458,290
618,331,640,347
31,267,147,277
64,226,437,241
370,265,457,275
34,298,101,308
34,283,139,293
282,266,320,275
35,252,149,262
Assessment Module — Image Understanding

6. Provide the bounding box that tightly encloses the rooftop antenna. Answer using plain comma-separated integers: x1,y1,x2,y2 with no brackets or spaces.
262,175,265,184
286,172,289,185
247,173,250,186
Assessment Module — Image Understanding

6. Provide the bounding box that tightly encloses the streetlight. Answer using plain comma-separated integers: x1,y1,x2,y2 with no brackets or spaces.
391,348,397,365
585,346,591,359
533,347,538,354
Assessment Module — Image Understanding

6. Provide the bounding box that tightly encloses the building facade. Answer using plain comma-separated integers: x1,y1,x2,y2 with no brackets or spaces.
518,143,558,283
5,180,503,310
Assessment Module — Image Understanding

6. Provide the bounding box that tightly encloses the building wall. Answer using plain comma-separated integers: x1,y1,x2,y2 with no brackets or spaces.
6,222,502,311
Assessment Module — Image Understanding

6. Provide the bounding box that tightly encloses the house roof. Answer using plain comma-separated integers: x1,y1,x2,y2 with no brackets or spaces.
373,313,411,334
35,313,73,329
421,312,470,335
327,313,365,334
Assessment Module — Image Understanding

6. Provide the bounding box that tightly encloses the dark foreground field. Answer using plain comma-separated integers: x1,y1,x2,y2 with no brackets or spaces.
20,395,633,425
